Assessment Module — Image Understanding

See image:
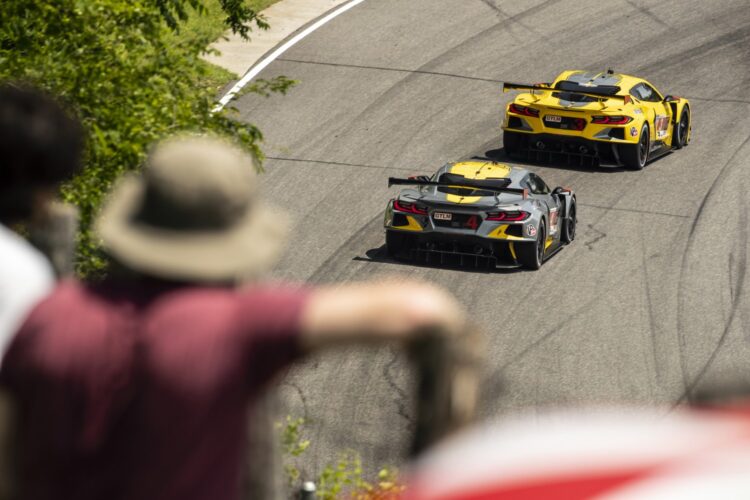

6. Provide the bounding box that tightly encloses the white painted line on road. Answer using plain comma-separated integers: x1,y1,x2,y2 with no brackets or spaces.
214,0,366,111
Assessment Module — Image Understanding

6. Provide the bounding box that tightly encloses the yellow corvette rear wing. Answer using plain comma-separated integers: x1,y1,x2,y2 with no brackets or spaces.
503,82,633,104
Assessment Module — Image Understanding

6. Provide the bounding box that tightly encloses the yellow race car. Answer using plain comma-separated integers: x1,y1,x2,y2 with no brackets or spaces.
501,70,691,169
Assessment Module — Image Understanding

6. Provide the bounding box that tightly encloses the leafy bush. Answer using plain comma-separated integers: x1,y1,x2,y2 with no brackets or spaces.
278,417,405,499
0,0,293,276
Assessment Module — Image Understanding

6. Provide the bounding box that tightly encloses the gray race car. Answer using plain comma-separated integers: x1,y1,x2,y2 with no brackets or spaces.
384,160,576,270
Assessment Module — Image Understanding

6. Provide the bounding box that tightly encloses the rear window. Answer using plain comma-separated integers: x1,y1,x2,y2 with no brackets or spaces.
436,173,508,197
552,81,621,102
554,80,621,95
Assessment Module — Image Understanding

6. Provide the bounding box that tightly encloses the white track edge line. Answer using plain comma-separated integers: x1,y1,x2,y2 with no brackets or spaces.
214,0,367,111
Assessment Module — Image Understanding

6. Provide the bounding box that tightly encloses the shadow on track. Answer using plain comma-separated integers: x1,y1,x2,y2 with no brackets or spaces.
480,147,673,173
354,246,527,275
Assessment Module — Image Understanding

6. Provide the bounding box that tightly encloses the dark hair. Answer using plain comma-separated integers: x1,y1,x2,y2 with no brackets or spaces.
0,83,84,221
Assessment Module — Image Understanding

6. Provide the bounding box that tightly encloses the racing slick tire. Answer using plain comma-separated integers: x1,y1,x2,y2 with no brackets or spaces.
503,130,522,157
673,107,690,150
385,230,411,259
562,201,576,244
621,124,649,170
517,221,545,270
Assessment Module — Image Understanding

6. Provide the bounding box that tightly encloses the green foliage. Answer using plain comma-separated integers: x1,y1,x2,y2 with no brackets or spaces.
154,0,269,39
0,0,294,277
169,0,279,54
278,416,311,485
278,417,404,499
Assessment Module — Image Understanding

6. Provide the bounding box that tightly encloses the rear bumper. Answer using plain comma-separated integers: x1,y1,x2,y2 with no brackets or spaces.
504,131,630,167
388,230,522,269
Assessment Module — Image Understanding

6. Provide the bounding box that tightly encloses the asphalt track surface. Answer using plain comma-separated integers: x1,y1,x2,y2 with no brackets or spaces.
234,0,750,475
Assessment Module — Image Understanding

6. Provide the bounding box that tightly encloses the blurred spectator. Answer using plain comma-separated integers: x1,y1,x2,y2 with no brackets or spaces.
0,83,83,358
0,135,467,500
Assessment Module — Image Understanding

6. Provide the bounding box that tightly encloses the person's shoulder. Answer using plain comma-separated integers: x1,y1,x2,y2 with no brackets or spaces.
22,279,97,328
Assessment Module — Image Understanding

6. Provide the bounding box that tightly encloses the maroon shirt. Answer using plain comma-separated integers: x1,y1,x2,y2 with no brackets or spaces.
1,279,309,500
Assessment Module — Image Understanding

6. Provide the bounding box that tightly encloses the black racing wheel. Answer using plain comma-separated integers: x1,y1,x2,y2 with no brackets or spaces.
562,201,576,244
673,107,690,149
621,123,649,170
517,220,546,270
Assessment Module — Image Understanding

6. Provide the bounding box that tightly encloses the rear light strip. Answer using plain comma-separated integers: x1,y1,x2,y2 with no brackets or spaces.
486,211,530,221
591,115,633,125
509,103,540,117
393,199,428,215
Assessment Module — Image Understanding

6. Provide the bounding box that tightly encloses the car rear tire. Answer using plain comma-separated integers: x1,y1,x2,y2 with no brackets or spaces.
385,230,411,258
621,124,649,170
517,221,545,270
562,201,576,244
503,130,522,157
673,107,690,149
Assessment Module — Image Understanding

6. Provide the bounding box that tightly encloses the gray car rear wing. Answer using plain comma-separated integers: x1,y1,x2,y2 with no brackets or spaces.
388,177,528,199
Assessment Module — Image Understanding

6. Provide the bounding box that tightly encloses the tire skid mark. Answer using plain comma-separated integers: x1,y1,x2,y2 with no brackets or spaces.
307,213,383,284
624,0,670,28
277,58,504,84
282,380,311,422
586,4,749,79
288,0,564,155
639,218,664,386
583,224,606,251
675,133,750,405
674,203,747,406
635,24,750,76
382,346,414,425
500,251,663,371
475,0,555,43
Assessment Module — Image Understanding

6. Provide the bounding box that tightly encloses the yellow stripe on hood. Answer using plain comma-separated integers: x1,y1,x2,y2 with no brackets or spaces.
445,161,512,204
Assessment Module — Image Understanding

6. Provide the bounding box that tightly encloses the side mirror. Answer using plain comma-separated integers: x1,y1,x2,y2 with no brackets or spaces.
663,95,680,103
552,186,572,196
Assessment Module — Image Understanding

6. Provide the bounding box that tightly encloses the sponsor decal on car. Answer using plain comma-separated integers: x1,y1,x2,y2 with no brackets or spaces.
549,208,559,235
654,115,669,138
526,224,537,237
630,126,639,137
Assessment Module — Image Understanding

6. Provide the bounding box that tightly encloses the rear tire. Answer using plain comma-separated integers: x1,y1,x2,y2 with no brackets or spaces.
621,124,649,170
517,221,545,270
385,231,411,258
562,201,576,244
673,107,690,149
503,130,521,157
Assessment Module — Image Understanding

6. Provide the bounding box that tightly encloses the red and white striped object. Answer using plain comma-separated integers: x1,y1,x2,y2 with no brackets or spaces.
405,407,750,500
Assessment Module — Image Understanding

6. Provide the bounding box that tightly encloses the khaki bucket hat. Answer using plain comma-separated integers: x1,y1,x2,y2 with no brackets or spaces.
96,135,288,282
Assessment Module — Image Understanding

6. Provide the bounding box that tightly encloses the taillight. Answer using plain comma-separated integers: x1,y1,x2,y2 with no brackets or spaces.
393,199,427,215
509,103,540,117
486,210,530,221
591,115,633,125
